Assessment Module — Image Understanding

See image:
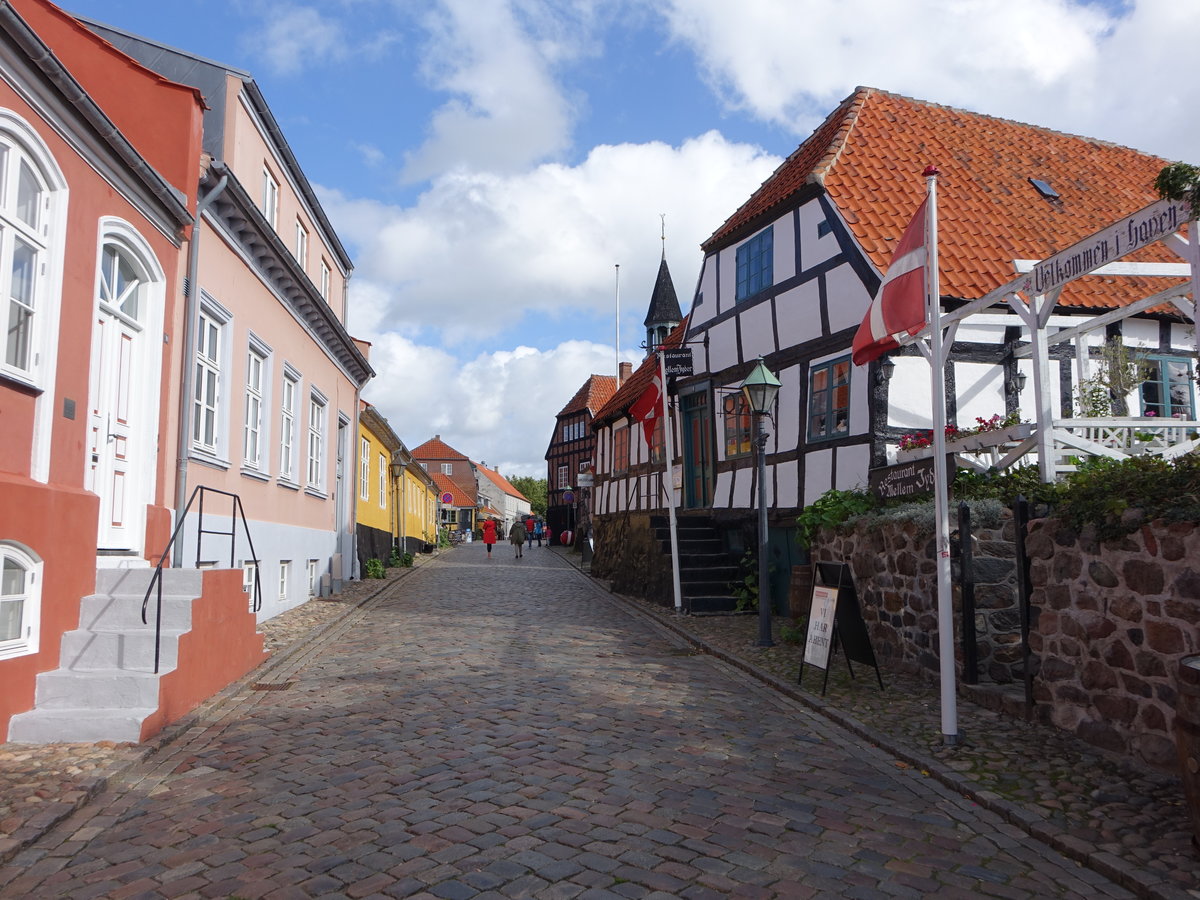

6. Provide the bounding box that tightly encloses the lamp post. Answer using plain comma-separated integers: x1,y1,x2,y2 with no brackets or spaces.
740,357,782,647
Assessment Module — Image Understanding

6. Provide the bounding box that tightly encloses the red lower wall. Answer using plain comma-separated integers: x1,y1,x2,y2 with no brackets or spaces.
0,472,98,740
140,569,269,740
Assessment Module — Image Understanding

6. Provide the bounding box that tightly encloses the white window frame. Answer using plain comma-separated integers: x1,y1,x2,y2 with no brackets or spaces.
360,437,371,500
320,260,330,300
440,463,453,476
295,218,308,270
192,303,227,456
557,465,569,489
307,559,318,597
0,542,41,660
242,560,258,597
278,560,290,602
379,452,387,508
279,367,299,483
307,390,326,490
243,343,267,469
262,166,278,230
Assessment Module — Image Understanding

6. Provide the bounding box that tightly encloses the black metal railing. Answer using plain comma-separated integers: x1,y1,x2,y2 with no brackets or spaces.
141,485,262,673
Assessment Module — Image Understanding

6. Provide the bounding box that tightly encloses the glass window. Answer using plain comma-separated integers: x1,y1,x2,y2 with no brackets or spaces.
278,560,290,602
809,357,851,441
441,463,453,476
379,453,387,507
723,393,753,458
307,394,325,488
650,415,665,464
295,219,308,269
557,465,569,489
735,226,773,302
98,244,143,321
262,167,278,230
307,559,318,597
613,426,630,474
0,132,52,386
193,310,222,453
360,437,371,500
1141,356,1195,419
243,348,265,467
279,372,297,481
0,545,40,658
320,260,330,300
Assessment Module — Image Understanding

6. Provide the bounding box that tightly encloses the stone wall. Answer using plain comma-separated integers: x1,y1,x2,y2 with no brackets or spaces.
815,512,1200,770
816,509,1023,682
591,512,674,607
1026,518,1200,769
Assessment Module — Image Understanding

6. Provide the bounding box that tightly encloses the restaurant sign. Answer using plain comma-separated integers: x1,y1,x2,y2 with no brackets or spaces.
868,456,951,502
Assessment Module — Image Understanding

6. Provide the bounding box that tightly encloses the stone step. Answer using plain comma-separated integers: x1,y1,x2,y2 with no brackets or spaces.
685,596,739,614
59,627,184,672
79,592,195,631
33,668,162,709
95,567,204,597
7,707,153,744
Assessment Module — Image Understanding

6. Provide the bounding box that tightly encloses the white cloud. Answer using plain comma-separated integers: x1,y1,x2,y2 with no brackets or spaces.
659,0,1200,162
361,334,639,478
322,131,781,343
241,6,349,76
402,0,587,180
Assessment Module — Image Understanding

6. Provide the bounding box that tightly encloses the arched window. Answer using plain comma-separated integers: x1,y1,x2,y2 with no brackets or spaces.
0,129,52,382
97,242,147,324
0,543,41,660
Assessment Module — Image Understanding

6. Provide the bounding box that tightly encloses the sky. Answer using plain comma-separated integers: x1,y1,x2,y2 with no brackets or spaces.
61,0,1200,478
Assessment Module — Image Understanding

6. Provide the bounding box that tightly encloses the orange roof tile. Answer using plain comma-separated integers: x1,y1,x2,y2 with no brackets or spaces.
412,436,470,461
704,87,1187,313
593,321,689,426
431,472,475,507
557,374,618,418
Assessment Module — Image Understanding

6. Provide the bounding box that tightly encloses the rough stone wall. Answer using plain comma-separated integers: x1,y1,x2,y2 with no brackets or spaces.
817,512,1021,682
1026,518,1200,769
592,513,674,608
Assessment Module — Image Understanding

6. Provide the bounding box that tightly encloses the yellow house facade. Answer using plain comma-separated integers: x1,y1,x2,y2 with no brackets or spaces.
397,457,439,553
356,404,397,574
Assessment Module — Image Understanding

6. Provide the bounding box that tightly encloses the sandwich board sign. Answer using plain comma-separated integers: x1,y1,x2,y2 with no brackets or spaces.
799,562,883,695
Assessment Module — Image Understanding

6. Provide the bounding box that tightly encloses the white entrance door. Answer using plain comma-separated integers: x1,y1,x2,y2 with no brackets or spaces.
87,243,154,554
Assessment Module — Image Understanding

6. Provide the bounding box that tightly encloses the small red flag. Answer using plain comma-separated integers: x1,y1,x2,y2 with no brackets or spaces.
852,199,929,366
628,375,662,446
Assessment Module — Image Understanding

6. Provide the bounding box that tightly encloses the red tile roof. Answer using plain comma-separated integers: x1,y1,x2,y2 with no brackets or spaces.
431,472,475,507
593,321,689,426
477,465,529,503
412,436,470,461
704,87,1187,312
557,374,618,418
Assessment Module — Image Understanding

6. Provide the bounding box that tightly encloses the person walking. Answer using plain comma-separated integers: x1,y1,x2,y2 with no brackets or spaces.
534,519,544,547
509,519,527,558
525,516,535,550
545,526,553,547
481,518,497,558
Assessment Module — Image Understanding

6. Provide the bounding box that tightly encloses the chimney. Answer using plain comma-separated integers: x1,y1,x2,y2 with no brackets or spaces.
619,361,632,385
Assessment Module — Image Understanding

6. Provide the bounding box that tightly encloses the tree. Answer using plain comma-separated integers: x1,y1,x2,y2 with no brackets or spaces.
508,475,547,516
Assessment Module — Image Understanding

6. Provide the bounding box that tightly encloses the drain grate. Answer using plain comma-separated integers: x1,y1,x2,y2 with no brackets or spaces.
249,681,295,691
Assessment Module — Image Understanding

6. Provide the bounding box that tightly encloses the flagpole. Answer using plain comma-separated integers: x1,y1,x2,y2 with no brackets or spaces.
614,264,621,380
923,165,958,745
659,348,683,613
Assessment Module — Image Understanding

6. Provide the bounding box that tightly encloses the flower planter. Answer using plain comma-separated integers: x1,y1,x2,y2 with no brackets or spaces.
895,422,1033,463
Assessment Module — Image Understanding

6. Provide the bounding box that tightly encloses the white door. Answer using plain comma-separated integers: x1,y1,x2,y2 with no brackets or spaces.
87,244,153,553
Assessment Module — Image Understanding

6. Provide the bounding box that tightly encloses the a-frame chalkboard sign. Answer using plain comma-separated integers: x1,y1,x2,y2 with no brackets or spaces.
798,562,884,695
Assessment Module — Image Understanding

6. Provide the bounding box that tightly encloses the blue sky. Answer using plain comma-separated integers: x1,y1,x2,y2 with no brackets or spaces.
61,0,1200,476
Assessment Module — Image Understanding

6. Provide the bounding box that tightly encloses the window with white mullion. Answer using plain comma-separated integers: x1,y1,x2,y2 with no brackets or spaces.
243,348,265,467
98,244,143,323
193,311,222,453
307,394,325,489
279,373,297,481
262,167,278,230
360,437,370,500
0,544,41,660
378,452,387,507
0,138,49,383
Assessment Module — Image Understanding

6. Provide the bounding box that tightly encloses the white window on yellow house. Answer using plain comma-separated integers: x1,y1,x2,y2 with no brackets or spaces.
379,453,387,507
360,437,370,500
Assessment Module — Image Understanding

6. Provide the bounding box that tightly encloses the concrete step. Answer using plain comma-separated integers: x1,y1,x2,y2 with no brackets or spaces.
7,707,154,744
686,595,739,614
78,592,195,631
59,627,184,672
95,567,204,597
33,668,162,709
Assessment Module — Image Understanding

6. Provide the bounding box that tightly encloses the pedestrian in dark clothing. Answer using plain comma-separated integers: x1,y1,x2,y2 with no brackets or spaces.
509,520,527,558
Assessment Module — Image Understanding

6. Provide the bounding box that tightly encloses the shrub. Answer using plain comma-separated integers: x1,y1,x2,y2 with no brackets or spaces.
364,558,385,579
796,488,877,547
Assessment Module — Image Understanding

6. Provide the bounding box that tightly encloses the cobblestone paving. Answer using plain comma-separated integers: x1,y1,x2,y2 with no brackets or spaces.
0,546,1149,898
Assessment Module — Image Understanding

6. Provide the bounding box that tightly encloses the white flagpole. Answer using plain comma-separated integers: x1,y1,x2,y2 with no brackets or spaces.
614,264,621,380
658,348,683,613
924,165,958,744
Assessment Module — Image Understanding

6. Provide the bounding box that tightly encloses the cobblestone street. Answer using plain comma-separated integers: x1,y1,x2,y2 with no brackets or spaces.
0,547,1142,898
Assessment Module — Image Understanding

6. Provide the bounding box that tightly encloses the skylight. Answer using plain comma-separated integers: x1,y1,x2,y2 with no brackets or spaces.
1029,178,1060,200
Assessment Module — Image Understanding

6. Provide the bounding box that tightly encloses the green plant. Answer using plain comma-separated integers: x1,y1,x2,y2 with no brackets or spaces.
400,551,414,568
729,550,759,612
778,620,806,645
388,546,402,567
364,558,385,579
1055,452,1200,540
951,464,1063,507
796,488,877,547
1155,161,1200,220
437,527,451,548
1076,338,1153,417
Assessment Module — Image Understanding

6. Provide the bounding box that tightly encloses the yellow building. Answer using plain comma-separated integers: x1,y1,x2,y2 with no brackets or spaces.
396,451,439,553
356,403,398,574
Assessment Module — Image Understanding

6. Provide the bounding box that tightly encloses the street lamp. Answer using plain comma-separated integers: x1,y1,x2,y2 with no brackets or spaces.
740,357,781,647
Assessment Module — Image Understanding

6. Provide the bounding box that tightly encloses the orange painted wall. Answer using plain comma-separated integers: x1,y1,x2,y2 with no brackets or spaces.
141,569,268,740
9,0,204,204
0,474,98,739
0,389,35,475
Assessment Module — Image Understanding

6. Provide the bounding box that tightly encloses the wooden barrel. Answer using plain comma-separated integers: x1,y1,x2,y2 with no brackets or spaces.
1178,655,1200,852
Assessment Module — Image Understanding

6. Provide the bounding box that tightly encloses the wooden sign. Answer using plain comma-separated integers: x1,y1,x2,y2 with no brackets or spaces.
663,348,693,378
799,562,884,694
868,456,949,502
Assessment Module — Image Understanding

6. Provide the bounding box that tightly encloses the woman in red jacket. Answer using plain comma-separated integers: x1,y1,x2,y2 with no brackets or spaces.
481,518,497,558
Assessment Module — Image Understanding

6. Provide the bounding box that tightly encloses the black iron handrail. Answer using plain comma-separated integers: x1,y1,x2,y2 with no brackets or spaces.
141,485,262,673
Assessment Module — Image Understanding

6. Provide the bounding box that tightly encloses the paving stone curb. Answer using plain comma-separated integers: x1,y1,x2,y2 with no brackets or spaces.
545,546,1194,900
0,556,438,868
